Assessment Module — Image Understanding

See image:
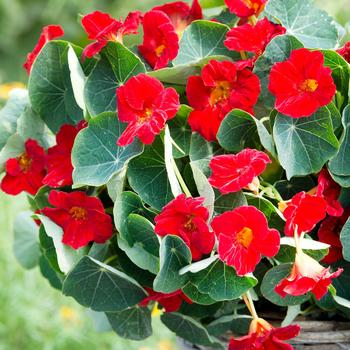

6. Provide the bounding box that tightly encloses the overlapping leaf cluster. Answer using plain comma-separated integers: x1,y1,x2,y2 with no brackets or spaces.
1,0,350,348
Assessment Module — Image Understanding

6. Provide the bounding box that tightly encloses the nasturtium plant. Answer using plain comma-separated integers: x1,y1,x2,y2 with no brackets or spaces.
1,0,350,349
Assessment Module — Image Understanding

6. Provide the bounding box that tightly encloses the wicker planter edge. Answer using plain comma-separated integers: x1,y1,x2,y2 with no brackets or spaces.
176,321,350,350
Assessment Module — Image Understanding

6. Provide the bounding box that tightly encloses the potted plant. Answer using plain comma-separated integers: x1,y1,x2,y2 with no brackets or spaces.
1,0,350,348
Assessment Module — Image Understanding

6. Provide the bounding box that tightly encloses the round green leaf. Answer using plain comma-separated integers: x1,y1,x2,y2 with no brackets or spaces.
72,112,144,187
13,211,40,269
106,307,152,341
261,263,310,306
189,260,257,301
214,190,247,215
153,235,192,293
84,58,117,116
173,20,238,66
264,0,338,49
113,191,156,245
161,313,222,348
217,109,260,152
340,217,350,262
38,214,84,274
0,88,29,150
273,107,339,179
148,65,200,85
329,105,350,176
63,256,147,312
127,137,174,210
323,50,350,102
28,40,83,132
274,176,315,200
117,214,160,274
182,282,217,305
39,255,63,291
167,105,192,158
84,42,145,117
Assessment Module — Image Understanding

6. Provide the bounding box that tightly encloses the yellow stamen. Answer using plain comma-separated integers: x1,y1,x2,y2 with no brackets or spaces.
69,206,88,220
236,227,253,248
155,44,166,57
209,80,232,105
299,79,319,93
18,153,32,173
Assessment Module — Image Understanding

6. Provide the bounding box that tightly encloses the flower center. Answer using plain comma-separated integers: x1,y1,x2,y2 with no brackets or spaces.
299,79,319,93
210,80,232,105
18,153,32,173
183,215,196,232
236,227,253,248
243,0,262,12
155,44,166,57
69,206,88,220
138,108,153,124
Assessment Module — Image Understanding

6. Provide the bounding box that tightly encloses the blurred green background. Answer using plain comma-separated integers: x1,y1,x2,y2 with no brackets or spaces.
0,0,348,349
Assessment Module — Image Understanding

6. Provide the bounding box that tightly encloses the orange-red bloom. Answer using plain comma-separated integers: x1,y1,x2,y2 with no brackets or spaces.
82,11,141,59
153,0,202,36
1,139,46,196
212,206,280,276
229,318,300,350
268,48,336,118
209,149,271,194
337,41,350,63
317,168,343,217
138,10,179,69
23,25,64,75
41,191,113,249
224,0,266,18
275,250,343,300
116,74,180,146
154,194,215,261
43,122,86,188
225,18,286,59
283,192,327,237
186,60,260,141
140,288,192,312
318,209,349,264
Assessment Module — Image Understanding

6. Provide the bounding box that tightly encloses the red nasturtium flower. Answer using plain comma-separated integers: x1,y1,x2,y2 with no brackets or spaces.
211,206,280,276
229,317,300,350
186,60,261,141
41,191,113,249
140,288,192,312
283,192,327,237
224,0,266,18
23,25,64,75
337,41,350,63
275,250,343,300
209,149,271,194
224,18,286,59
116,73,180,146
43,122,86,188
1,139,46,196
81,10,141,59
317,168,344,217
138,10,179,70
154,194,215,261
318,209,349,264
268,48,336,118
153,0,203,37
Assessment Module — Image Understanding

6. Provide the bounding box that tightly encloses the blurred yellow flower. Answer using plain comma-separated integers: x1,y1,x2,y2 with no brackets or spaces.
0,82,26,100
59,306,80,325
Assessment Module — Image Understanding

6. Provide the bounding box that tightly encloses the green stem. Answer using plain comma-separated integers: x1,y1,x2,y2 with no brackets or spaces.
104,255,117,265
171,158,192,197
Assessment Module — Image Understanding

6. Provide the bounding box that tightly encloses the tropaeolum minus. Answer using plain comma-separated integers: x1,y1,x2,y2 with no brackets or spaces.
2,0,350,348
